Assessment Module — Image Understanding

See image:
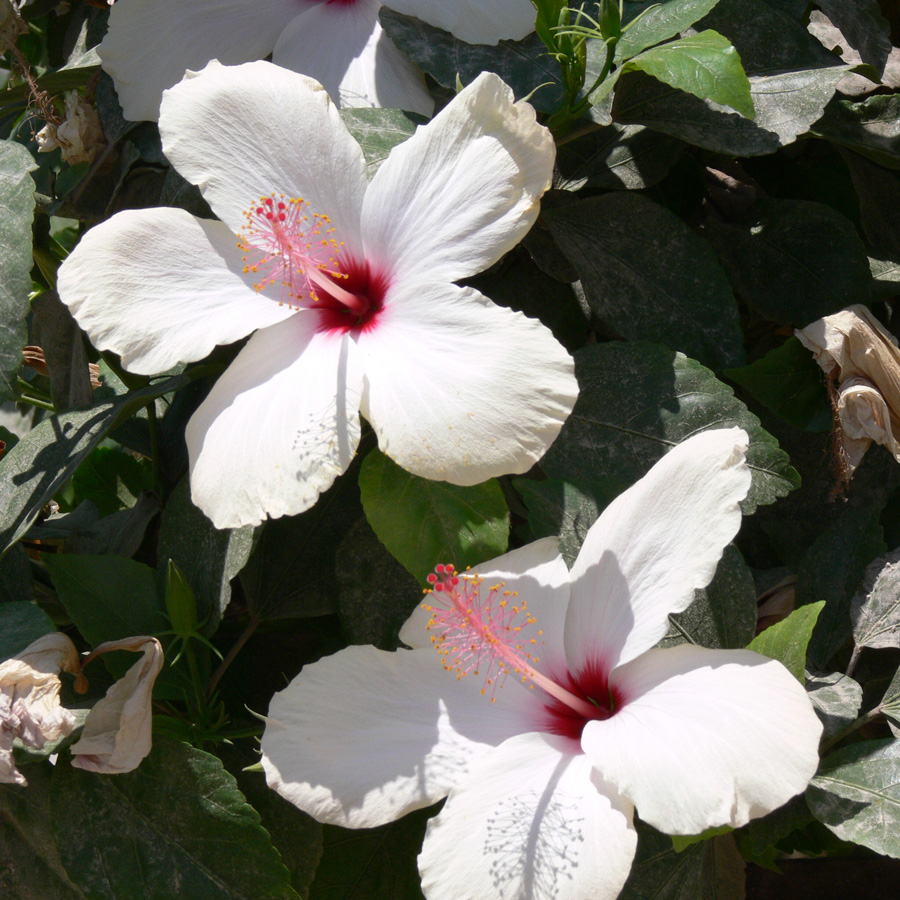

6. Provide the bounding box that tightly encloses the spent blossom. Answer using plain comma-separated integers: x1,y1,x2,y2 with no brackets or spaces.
98,0,536,121
260,428,823,900
58,62,577,529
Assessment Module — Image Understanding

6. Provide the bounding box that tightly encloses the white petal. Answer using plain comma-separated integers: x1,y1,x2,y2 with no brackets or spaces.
387,0,536,44
359,282,577,484
160,60,368,244
261,644,533,828
273,0,433,115
186,314,363,528
564,428,751,676
400,538,571,676
98,0,301,121
419,732,636,900
57,208,293,375
361,71,554,284
583,645,823,834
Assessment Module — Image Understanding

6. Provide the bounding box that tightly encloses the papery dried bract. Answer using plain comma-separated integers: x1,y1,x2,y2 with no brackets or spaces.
71,636,163,775
36,92,105,166
0,633,83,785
796,305,900,474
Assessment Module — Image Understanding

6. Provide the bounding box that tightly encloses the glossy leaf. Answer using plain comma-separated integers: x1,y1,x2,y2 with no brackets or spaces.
359,448,510,584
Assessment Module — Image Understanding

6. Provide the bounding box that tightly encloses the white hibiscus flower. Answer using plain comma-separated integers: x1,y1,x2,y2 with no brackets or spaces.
260,428,823,900
58,62,577,529
98,0,537,122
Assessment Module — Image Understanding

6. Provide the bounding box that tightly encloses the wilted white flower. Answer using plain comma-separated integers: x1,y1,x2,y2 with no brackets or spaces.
260,428,822,900
35,91,105,166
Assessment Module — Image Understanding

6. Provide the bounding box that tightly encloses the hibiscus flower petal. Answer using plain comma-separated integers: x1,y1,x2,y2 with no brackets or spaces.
400,538,571,675
98,0,301,122
358,282,576,484
564,428,751,676
57,208,293,375
273,0,433,115
159,60,368,246
260,644,534,828
582,645,822,834
419,732,636,900
387,0,536,44
186,314,363,528
360,71,554,285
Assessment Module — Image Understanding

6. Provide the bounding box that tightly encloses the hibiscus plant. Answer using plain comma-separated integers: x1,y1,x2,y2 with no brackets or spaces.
1,0,900,899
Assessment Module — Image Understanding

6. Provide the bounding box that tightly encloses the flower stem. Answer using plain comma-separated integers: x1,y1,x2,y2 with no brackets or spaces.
207,613,261,701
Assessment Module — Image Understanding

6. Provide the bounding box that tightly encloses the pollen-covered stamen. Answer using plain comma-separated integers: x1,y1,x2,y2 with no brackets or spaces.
423,564,597,719
237,193,366,314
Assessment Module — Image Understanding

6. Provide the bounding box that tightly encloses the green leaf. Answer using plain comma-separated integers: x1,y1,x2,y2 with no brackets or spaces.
725,337,832,432
626,31,753,118
546,193,744,369
309,806,433,900
0,375,189,555
613,65,847,155
747,601,824,681
555,123,684,191
0,602,55,663
814,0,892,74
619,820,745,900
796,505,885,668
340,108,425,179
671,825,734,853
850,548,900,653
839,150,900,260
379,8,564,113
706,200,872,326
616,0,721,59
661,545,758,650
0,140,36,403
71,446,152,517
541,342,800,515
0,543,32,602
0,763,87,899
806,671,863,741
240,463,363,620
157,477,256,631
513,476,624,566
813,95,900,169
807,738,900,857
880,667,900,733
359,448,510,584
51,739,300,900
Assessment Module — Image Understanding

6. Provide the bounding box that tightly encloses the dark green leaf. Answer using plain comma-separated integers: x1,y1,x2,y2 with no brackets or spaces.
0,140,36,403
513,476,624,566
616,0,720,59
840,150,900,258
0,375,189,555
725,337,832,432
807,738,900,857
71,445,152,517
626,31,754,119
613,66,847,155
240,462,363,620
0,544,32,602
706,200,872,326
0,763,86,900
870,257,900,299
796,505,885,668
359,448,509,584
336,518,422,650
850,548,900,652
157,477,256,632
340,108,425,179
546,193,744,368
812,95,900,169
814,0,892,74
806,670,863,741
620,820,745,900
309,806,433,900
379,8,563,113
0,602,55,662
555,123,684,191
51,739,300,900
738,795,814,860
747,601,824,681
880,666,900,732
662,545,758,650
541,342,800,514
